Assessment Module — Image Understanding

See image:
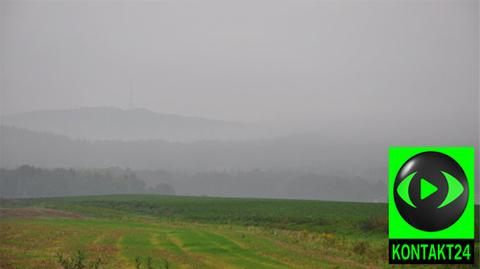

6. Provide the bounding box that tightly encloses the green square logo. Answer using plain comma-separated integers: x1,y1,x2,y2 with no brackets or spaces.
389,147,474,240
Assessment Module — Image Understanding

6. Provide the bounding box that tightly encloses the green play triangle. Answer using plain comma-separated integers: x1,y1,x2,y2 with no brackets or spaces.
420,178,438,200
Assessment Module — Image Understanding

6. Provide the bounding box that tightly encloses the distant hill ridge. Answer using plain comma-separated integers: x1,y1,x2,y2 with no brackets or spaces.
0,125,380,176
0,126,386,201
1,107,266,141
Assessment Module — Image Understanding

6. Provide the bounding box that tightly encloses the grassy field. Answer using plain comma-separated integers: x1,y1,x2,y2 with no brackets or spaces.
0,195,476,269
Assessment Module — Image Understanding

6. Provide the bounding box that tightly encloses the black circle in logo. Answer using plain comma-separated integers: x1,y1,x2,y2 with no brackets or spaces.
394,151,468,231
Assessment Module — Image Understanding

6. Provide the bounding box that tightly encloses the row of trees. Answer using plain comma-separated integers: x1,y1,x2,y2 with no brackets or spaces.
138,169,387,202
0,165,175,198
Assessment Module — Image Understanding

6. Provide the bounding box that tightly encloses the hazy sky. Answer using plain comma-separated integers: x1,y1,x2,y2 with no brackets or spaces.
1,0,478,129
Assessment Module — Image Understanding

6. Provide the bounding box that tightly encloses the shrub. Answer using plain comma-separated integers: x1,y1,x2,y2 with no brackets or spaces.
135,257,142,269
57,250,101,269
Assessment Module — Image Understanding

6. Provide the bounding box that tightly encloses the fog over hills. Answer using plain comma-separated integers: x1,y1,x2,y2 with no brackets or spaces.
2,121,476,201
1,107,276,142
1,1,477,202
0,101,477,201
0,125,367,174
1,119,476,174
0,125,388,201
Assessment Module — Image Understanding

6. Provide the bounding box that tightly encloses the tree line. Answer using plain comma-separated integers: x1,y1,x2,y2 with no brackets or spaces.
0,165,175,198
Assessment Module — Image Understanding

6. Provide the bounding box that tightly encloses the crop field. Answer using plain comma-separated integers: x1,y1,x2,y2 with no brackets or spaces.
0,195,477,269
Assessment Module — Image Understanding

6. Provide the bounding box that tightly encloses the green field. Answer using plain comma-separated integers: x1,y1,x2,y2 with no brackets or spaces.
0,195,476,269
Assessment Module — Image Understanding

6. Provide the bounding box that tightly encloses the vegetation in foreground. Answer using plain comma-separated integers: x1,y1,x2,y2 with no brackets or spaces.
0,195,477,269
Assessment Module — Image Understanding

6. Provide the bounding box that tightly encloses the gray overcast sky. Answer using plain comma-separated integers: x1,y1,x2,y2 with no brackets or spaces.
1,0,478,130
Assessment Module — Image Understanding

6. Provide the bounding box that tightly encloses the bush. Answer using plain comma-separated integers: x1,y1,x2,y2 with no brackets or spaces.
57,250,101,269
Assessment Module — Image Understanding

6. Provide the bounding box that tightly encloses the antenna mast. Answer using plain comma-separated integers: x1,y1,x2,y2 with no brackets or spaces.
129,80,134,110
